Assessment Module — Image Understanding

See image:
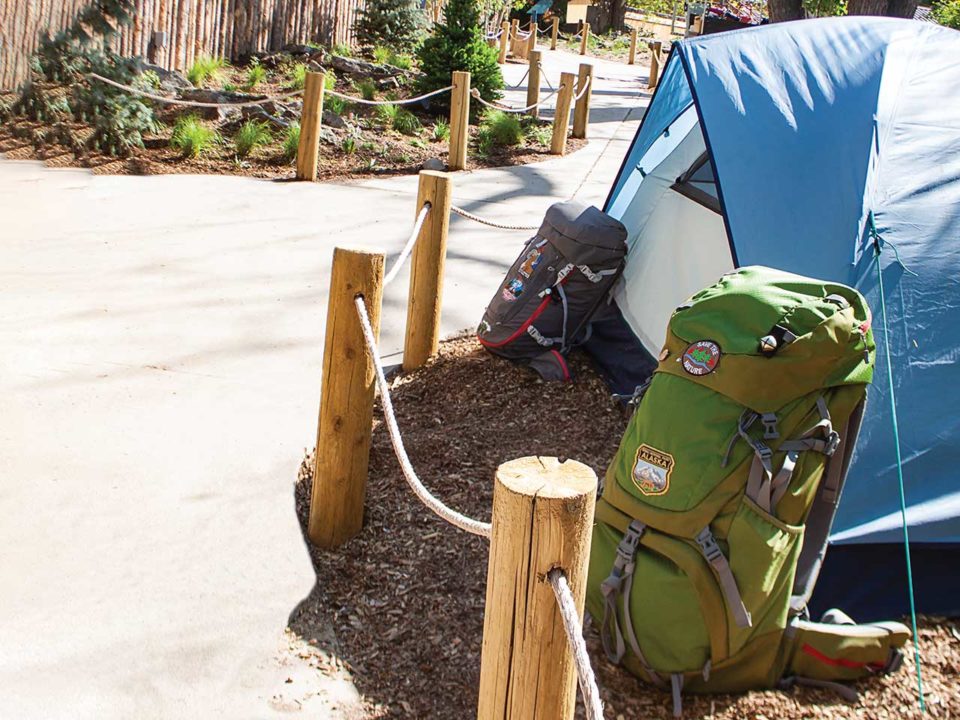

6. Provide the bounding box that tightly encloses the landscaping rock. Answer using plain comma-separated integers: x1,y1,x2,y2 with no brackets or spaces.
318,126,339,145
239,106,293,130
421,157,446,171
328,55,402,79
375,76,402,92
180,89,267,123
134,61,191,93
322,110,348,129
282,43,317,56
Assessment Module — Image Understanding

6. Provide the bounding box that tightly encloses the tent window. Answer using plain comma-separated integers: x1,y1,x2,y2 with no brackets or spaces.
671,152,721,214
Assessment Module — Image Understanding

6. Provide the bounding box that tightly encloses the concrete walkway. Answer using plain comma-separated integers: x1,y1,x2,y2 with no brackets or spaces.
0,49,649,719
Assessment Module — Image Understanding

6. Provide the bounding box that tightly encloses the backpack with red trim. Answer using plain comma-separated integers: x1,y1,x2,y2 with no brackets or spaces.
477,201,627,380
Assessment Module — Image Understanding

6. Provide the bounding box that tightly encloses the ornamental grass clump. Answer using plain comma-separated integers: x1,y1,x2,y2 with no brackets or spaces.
170,114,220,158
233,120,271,158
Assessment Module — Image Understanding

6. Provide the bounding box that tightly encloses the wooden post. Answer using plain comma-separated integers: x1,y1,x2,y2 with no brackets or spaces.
648,40,662,88
550,71,575,155
448,71,470,171
499,21,509,64
403,171,453,371
307,248,385,548
295,70,325,181
628,27,638,65
550,16,559,50
526,19,536,57
476,457,598,720
527,50,542,120
572,62,593,139
579,21,590,55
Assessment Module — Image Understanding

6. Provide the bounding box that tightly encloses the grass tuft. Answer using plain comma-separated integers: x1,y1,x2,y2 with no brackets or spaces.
244,60,267,90
354,78,377,101
170,115,220,157
233,120,272,158
186,55,227,87
480,110,523,146
431,118,450,142
282,123,301,162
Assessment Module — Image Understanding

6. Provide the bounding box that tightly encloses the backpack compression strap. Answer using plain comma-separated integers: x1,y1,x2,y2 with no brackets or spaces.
598,520,665,687
694,527,752,628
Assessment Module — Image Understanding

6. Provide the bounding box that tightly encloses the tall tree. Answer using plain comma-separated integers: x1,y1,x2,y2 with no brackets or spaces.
767,0,805,21
847,0,918,15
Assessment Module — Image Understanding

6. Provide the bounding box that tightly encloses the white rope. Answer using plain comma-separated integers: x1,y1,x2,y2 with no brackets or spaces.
327,85,453,106
87,72,303,106
383,203,431,287
354,297,492,538
573,74,592,101
548,569,605,720
506,66,531,89
451,205,539,231
540,63,555,90
471,85,560,114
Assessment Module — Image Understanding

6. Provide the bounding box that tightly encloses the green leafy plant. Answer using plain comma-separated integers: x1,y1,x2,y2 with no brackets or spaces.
326,95,347,115
354,0,424,52
332,43,353,57
282,122,301,162
135,69,162,90
409,137,427,149
431,118,450,142
392,108,421,135
170,115,220,158
222,82,237,92
287,63,308,90
376,103,399,125
524,122,551,147
416,0,503,114
187,55,226,87
354,78,377,100
245,60,267,90
480,110,522,146
373,46,392,64
19,0,160,157
389,52,413,70
325,73,337,91
233,120,271,157
933,0,960,27
342,136,357,154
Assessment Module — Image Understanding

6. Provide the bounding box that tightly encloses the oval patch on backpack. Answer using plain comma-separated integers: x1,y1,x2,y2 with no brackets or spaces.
682,340,721,376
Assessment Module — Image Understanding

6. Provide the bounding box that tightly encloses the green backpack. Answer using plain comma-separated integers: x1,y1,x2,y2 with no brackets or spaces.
586,266,909,715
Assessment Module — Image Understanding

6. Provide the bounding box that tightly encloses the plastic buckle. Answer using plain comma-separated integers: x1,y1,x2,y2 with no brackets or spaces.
825,430,841,457
761,413,779,440
695,527,723,564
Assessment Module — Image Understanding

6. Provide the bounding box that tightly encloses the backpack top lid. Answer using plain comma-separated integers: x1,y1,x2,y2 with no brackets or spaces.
657,266,875,412
538,201,628,266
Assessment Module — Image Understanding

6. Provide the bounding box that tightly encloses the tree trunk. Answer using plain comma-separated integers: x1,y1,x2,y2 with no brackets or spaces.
847,0,890,13
883,0,919,17
767,0,804,22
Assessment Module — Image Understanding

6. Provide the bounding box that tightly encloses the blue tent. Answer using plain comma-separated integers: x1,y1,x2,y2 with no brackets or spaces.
591,17,960,619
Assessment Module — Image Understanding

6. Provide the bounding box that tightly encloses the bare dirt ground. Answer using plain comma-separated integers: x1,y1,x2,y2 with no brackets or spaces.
292,335,959,720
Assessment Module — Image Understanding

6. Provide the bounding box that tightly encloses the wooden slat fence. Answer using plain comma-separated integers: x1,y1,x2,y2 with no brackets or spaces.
0,0,364,91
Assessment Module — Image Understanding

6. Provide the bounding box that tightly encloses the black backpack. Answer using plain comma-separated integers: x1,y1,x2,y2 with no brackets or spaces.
477,201,627,380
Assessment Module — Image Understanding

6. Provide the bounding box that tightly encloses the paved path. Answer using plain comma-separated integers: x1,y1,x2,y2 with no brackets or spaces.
0,48,649,719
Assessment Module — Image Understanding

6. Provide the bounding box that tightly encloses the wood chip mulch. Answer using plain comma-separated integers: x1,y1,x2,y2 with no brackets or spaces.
293,335,959,719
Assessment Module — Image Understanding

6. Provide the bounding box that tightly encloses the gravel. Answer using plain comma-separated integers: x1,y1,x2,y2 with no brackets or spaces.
293,335,959,719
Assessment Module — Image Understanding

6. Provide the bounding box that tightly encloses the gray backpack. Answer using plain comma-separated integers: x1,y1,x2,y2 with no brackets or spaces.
477,201,627,380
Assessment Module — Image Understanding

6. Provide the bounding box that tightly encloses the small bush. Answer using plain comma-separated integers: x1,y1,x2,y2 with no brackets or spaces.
282,123,301,162
287,63,308,90
431,118,450,142
187,55,226,87
389,53,413,70
332,43,353,57
342,136,357,154
392,108,421,135
325,73,336,91
376,103,399,125
933,0,960,28
135,70,161,90
525,123,551,147
355,79,377,100
481,110,523,146
326,95,347,115
233,120,271,157
373,46,392,65
170,115,220,157
245,60,267,90
222,82,237,92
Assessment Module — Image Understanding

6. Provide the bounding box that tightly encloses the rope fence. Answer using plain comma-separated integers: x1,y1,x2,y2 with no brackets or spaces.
383,202,431,287
354,294,493,537
451,204,539,231
471,85,561,114
327,85,452,106
549,569,605,720
573,74,592,102
87,72,303,106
